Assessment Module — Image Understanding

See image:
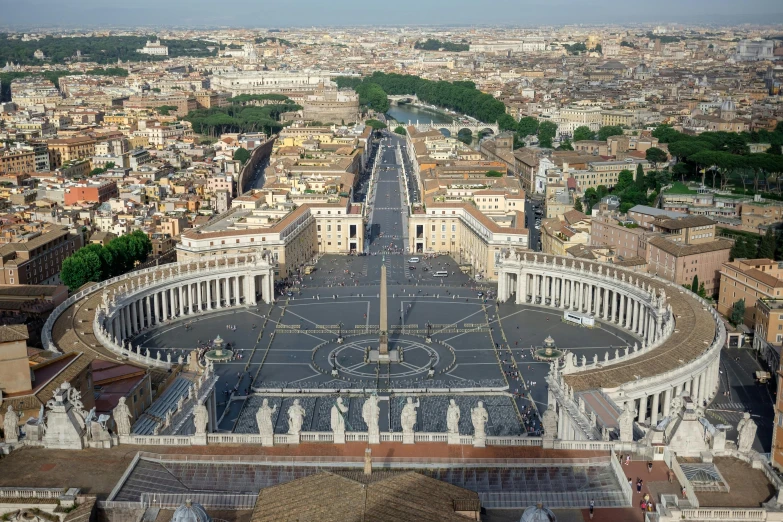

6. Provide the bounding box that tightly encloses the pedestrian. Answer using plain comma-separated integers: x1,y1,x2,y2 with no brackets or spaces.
636,478,642,493
667,469,674,483
625,454,631,466
647,461,653,474
681,486,687,498
588,499,594,519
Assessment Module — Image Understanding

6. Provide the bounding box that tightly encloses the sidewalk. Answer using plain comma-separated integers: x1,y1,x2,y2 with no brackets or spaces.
579,460,681,522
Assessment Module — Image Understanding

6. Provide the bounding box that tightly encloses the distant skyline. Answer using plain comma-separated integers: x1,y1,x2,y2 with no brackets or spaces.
0,0,782,29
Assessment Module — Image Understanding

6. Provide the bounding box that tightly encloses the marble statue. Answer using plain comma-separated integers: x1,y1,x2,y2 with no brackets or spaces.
3,405,19,443
330,398,348,435
256,399,277,438
542,406,557,441
669,394,684,416
446,399,461,435
618,402,635,442
362,394,380,443
400,397,420,435
736,412,757,453
193,402,209,435
287,399,306,436
112,397,133,436
471,401,489,443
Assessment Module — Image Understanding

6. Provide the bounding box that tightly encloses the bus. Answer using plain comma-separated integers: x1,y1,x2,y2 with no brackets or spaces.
434,271,448,277
408,257,420,263
563,311,595,327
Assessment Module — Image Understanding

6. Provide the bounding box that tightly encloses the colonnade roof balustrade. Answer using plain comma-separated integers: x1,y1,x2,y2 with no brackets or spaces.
499,252,721,393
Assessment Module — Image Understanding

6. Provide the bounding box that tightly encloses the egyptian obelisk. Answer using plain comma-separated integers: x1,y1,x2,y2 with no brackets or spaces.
379,256,388,356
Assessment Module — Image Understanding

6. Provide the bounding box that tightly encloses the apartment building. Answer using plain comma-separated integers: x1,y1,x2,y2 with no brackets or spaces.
63,180,119,205
718,258,783,328
540,210,591,256
0,226,83,285
47,137,97,168
646,216,731,295
0,148,36,174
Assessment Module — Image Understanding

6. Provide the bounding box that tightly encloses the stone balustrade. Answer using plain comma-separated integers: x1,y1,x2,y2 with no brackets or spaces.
0,488,64,499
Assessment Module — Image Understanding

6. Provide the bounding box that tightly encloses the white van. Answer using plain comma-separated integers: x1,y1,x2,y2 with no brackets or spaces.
408,257,420,263
434,271,448,277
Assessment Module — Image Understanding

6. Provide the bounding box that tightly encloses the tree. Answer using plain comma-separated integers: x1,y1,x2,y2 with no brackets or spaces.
394,126,406,136
457,128,473,145
636,164,645,184
364,119,387,130
730,299,746,327
690,274,699,294
516,117,539,138
485,170,503,178
155,105,178,116
557,139,574,151
698,282,706,298
233,148,251,164
598,126,624,141
574,197,584,212
573,126,595,142
759,227,777,259
645,147,668,168
538,120,558,148
582,187,599,212
614,169,635,193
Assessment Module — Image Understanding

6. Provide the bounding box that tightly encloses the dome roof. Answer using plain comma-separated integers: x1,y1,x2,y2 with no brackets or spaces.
721,99,736,112
520,503,556,522
172,500,211,522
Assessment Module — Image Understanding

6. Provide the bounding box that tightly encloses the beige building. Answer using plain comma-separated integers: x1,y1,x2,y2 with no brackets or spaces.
178,192,364,278
540,210,591,256
47,137,97,168
408,201,528,280
718,258,783,329
741,200,783,233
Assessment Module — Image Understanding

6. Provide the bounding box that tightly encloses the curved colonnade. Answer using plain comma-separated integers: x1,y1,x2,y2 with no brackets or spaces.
44,255,275,366
496,251,725,432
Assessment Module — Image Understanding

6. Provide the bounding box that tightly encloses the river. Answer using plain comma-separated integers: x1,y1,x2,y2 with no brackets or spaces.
386,103,482,146
386,103,453,127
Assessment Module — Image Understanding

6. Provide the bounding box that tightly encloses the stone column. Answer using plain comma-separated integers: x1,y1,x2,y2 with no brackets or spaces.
696,372,705,405
188,283,195,314
176,285,183,316
683,379,691,396
651,392,660,426
235,276,241,305
198,280,203,311
638,395,647,423
632,300,639,333
163,289,169,320
662,388,672,417
576,282,582,311
533,273,540,301
207,278,213,310
145,296,152,328
625,296,633,329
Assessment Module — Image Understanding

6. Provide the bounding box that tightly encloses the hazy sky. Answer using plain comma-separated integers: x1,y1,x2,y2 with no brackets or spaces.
1,0,782,28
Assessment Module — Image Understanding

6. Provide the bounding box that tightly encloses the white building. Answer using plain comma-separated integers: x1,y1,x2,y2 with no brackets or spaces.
735,40,774,61
554,106,603,138
137,40,169,56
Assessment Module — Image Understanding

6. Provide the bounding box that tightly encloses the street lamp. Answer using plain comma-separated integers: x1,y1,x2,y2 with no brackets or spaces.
426,321,432,343
337,322,344,344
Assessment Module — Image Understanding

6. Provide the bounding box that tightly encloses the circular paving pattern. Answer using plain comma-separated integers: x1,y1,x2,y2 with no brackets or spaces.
312,334,456,380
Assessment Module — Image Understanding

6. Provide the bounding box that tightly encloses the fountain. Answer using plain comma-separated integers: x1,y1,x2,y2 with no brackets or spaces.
533,335,564,362
204,335,234,363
